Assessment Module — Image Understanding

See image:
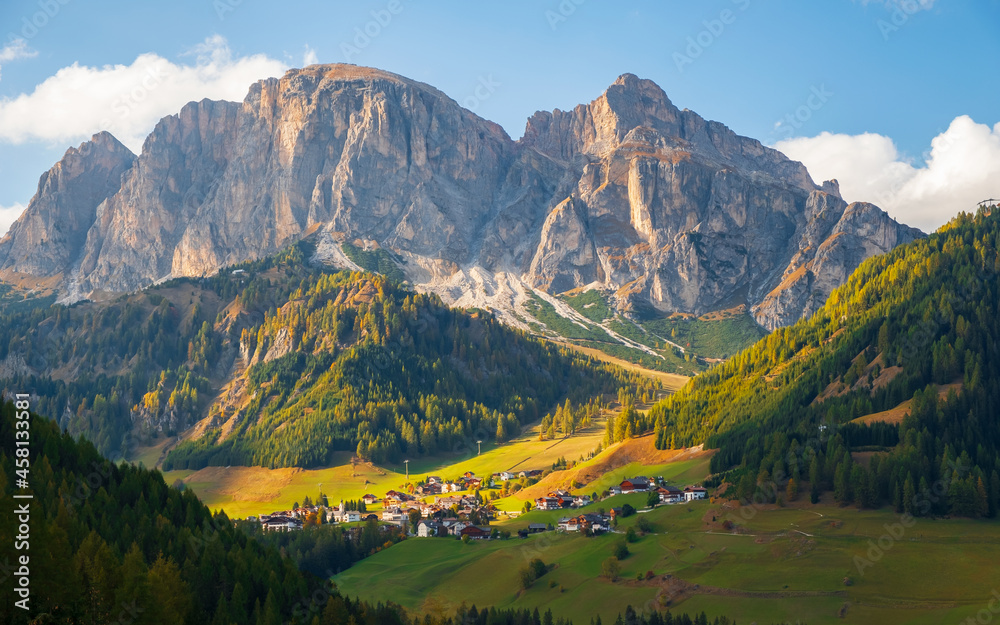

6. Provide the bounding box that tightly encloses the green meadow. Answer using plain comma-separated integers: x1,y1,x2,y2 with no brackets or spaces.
335,498,1000,625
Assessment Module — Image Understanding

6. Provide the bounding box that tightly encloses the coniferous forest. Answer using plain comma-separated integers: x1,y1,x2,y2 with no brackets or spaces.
650,206,1000,516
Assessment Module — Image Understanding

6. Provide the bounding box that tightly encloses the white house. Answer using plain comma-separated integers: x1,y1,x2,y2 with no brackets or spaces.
262,516,302,531
417,521,443,537
658,486,684,504
683,486,708,501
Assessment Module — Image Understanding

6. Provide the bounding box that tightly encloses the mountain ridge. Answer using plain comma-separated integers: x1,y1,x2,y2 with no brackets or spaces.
0,64,922,332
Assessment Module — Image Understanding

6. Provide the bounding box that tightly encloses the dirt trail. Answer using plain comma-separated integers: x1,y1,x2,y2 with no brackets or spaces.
646,575,847,607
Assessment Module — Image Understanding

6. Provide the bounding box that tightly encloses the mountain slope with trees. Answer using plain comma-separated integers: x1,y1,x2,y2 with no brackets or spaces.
0,398,392,625
0,240,643,469
650,205,1000,516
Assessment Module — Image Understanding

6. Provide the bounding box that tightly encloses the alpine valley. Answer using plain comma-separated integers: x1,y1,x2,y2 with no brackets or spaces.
7,64,1000,625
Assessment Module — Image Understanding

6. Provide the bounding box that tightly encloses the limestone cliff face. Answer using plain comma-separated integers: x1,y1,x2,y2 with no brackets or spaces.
0,132,136,280
0,65,922,330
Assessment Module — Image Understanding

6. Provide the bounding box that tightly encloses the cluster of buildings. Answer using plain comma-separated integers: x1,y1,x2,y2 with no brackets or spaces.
556,511,614,533
495,469,543,482
415,518,492,539
608,476,707,503
534,490,593,511
413,473,484,495
257,501,376,531
253,471,710,535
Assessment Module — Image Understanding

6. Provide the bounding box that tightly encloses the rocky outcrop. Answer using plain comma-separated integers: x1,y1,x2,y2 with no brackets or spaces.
752,201,922,329
0,132,135,280
0,65,922,330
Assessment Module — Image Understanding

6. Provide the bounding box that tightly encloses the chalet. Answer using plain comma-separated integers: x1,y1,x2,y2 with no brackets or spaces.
426,476,443,484
363,513,379,522
383,490,416,507
658,486,684,504
557,517,571,531
444,520,469,536
564,513,610,533
527,523,548,534
620,477,651,492
464,477,483,490
684,486,708,501
463,471,476,479
535,497,561,511
518,469,543,479
361,493,379,505
499,471,516,481
415,483,442,496
417,521,443,537
609,486,623,495
572,495,593,508
460,525,491,540
382,508,406,523
262,515,302,532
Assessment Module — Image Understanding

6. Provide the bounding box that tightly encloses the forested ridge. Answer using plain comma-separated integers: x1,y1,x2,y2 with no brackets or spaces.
0,241,639,469
649,206,1000,516
0,398,388,625
164,266,637,469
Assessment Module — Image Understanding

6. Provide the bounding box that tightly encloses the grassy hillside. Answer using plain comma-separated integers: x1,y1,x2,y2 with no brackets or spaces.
336,496,1000,624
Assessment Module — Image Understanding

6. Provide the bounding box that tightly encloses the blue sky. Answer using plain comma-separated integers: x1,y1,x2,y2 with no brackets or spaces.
1,0,998,232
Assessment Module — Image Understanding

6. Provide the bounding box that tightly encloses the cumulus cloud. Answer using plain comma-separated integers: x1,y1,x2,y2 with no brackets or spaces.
775,115,1000,233
0,39,38,80
0,202,26,237
0,35,288,153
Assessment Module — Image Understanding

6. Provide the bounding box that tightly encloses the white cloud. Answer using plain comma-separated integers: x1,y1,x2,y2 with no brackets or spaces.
303,45,319,66
0,35,288,153
0,202,26,237
775,115,1000,233
0,39,38,80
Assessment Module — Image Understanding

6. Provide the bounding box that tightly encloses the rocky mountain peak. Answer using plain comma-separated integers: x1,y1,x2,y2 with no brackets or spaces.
0,133,135,282
0,66,922,335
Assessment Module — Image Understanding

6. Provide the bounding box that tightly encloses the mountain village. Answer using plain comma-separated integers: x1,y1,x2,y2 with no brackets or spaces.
254,472,707,536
